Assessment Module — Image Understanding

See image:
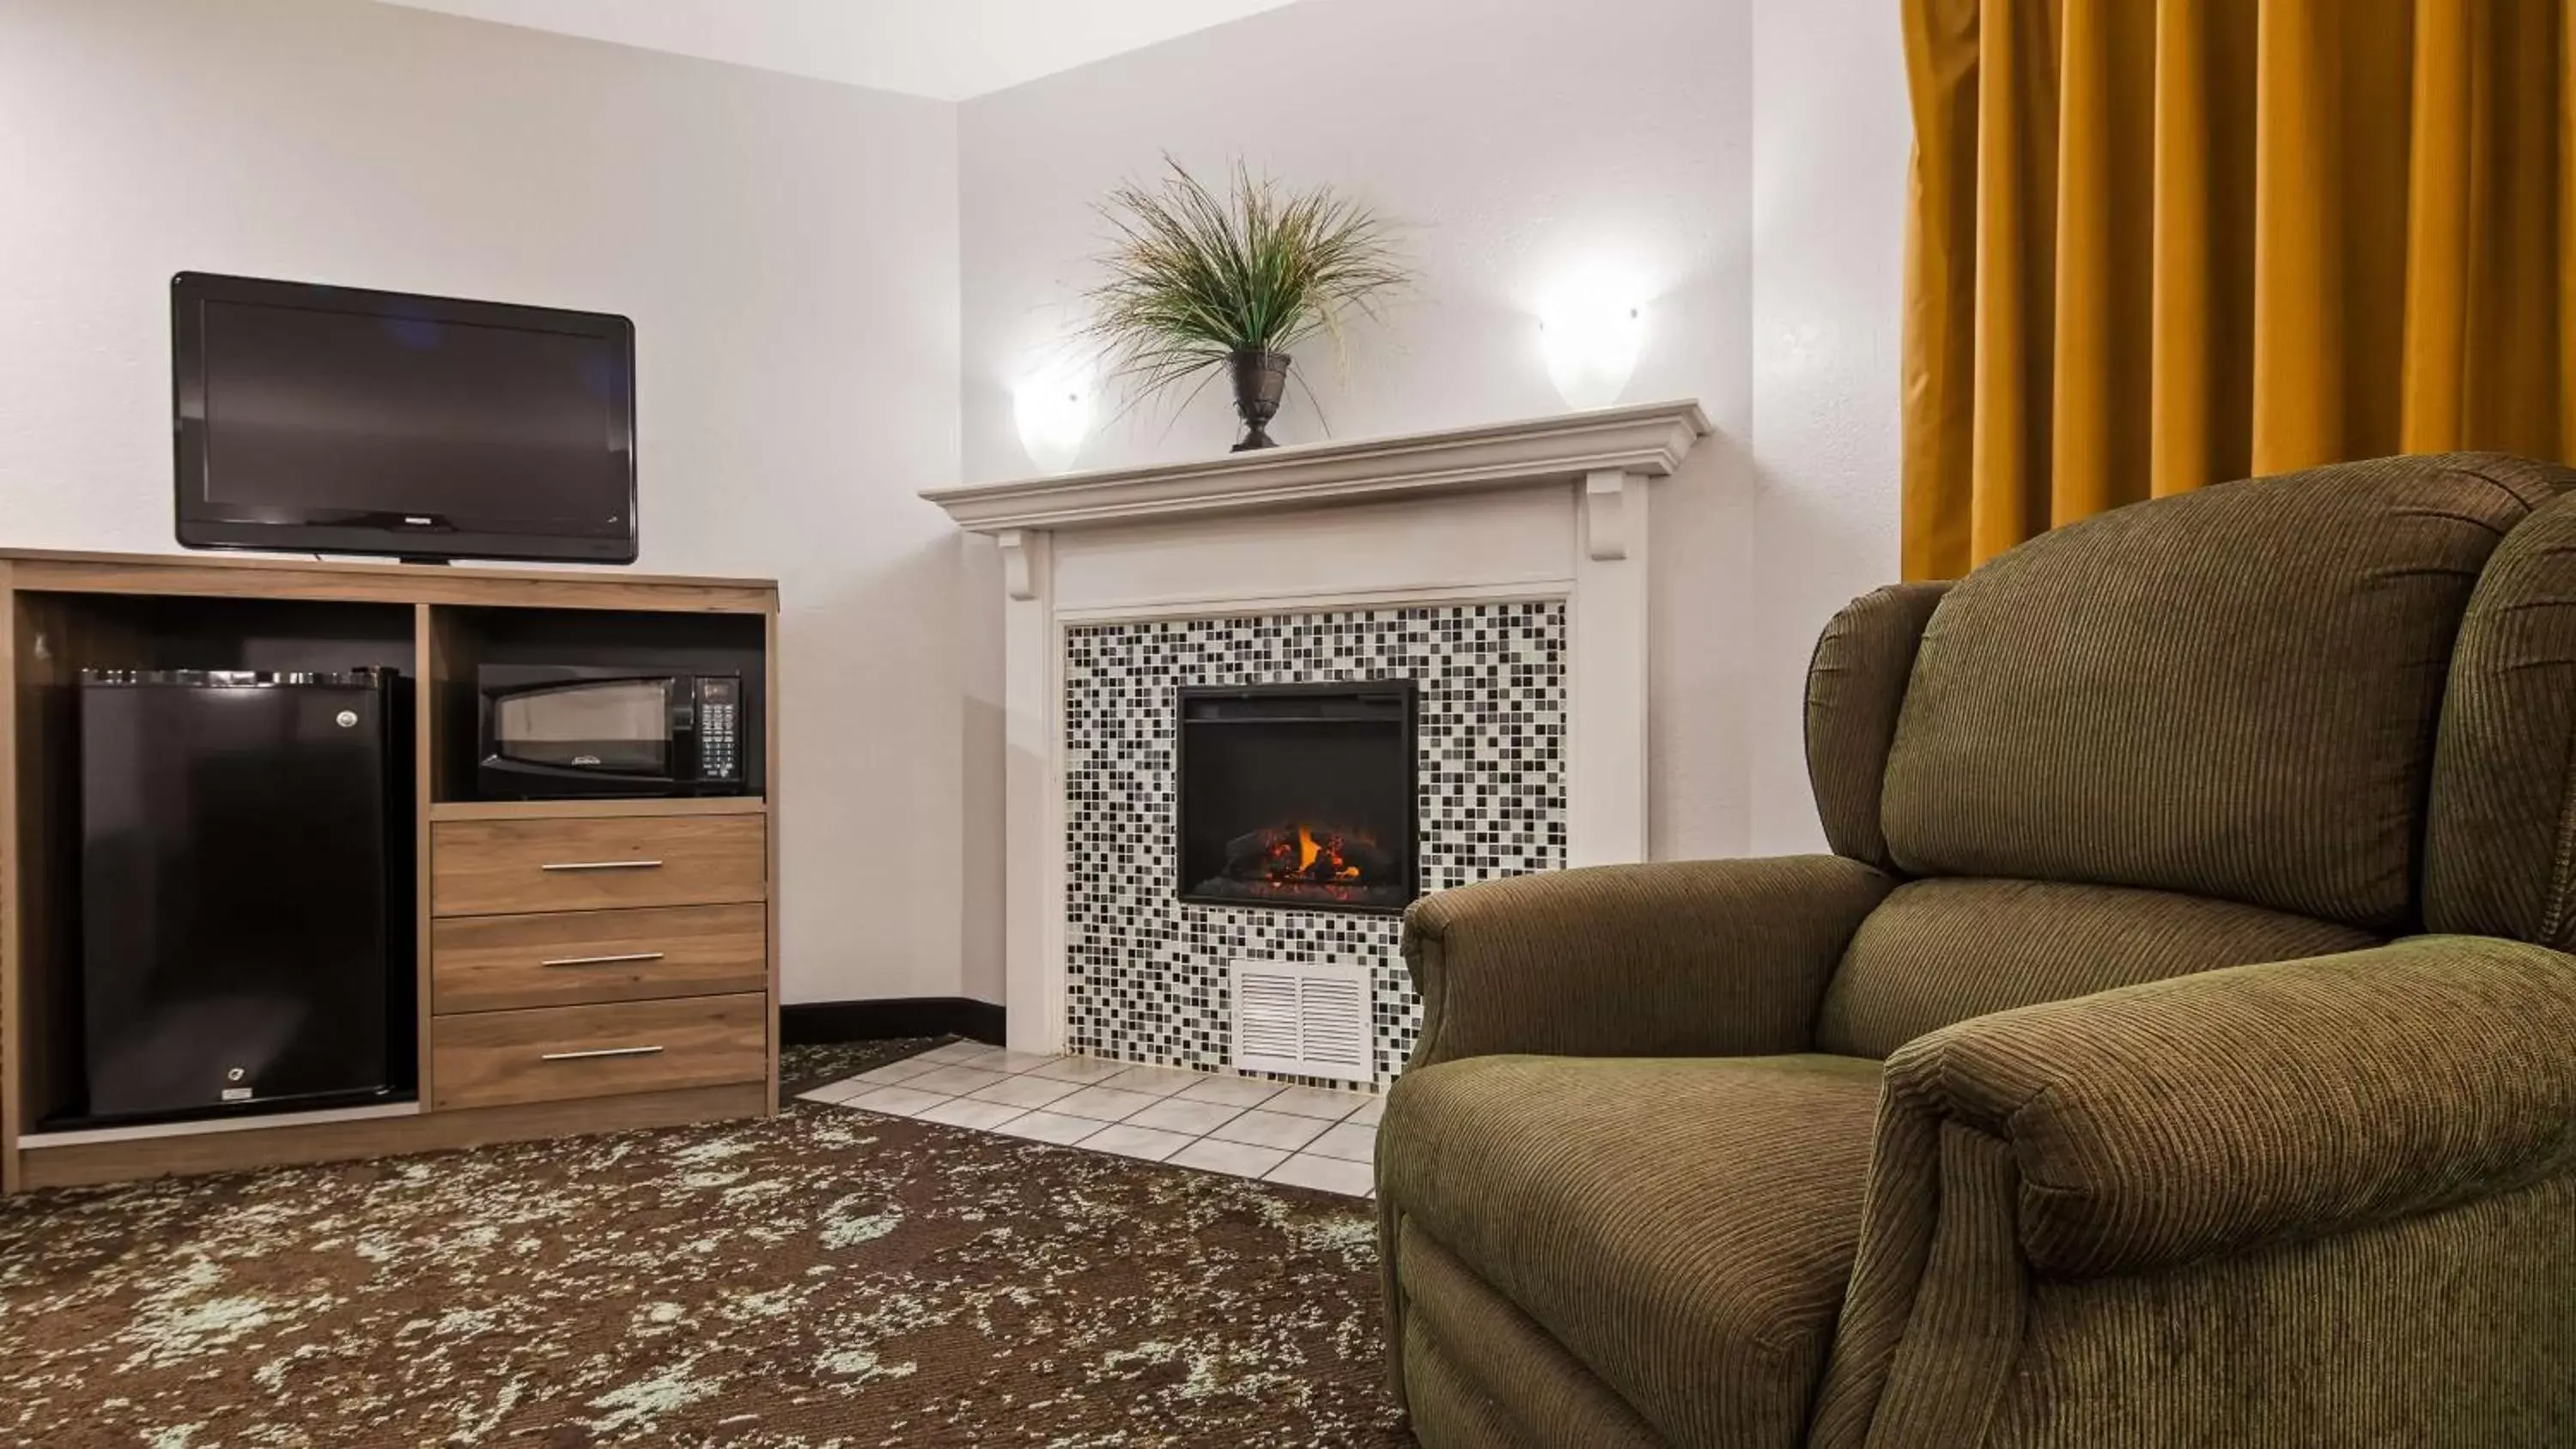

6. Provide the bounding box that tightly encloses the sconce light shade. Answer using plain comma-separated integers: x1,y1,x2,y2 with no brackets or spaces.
1539,287,1645,410
1013,370,1093,474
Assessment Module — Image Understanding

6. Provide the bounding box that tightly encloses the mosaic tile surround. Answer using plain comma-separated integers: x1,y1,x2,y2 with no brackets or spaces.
1063,603,1569,1088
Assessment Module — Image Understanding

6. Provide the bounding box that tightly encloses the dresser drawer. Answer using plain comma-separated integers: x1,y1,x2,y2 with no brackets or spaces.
430,993,768,1111
432,814,766,917
433,903,767,1014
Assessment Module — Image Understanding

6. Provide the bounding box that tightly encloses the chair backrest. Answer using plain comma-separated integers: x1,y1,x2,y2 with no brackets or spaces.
1807,452,2574,1058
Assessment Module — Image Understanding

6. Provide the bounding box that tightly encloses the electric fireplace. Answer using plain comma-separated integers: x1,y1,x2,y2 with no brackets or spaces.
1175,681,1419,914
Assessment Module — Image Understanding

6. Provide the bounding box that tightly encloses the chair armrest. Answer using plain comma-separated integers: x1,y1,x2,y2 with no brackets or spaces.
1885,934,2576,1278
1400,855,1895,1068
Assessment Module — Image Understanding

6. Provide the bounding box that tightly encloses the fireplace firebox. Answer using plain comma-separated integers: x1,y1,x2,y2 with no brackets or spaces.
1175,682,1419,914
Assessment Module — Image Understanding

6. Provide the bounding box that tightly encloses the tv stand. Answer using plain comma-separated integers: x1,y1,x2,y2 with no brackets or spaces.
396,556,454,567
0,549,780,1193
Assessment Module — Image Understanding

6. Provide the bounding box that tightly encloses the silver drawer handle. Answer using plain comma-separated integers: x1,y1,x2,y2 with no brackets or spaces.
540,1045,665,1062
540,859,665,872
539,951,667,968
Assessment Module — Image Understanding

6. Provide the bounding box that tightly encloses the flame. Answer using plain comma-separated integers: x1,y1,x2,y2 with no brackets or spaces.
1267,827,1357,881
1235,822,1384,900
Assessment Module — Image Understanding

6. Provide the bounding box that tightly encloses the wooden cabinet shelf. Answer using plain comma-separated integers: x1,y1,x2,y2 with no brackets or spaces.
0,549,781,1193
428,797,767,822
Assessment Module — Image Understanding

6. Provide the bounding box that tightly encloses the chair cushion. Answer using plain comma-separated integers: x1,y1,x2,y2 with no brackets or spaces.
1814,876,2378,1058
1380,1053,1884,1449
1880,452,2567,931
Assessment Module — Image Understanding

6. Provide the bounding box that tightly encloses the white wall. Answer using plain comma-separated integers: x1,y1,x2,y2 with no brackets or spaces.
0,0,967,1004
1747,0,1913,850
960,0,1761,862
958,0,1911,862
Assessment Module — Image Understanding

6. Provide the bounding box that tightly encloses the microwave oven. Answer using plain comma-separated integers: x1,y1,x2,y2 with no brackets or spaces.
476,665,747,799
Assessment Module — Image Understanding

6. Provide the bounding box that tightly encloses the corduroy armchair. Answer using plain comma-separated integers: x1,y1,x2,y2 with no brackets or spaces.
1375,453,2576,1449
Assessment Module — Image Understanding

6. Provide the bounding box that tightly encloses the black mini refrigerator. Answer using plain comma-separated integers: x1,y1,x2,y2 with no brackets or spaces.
76,668,411,1124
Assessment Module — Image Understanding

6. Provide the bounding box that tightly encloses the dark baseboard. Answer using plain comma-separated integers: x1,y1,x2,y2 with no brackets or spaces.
781,997,1005,1047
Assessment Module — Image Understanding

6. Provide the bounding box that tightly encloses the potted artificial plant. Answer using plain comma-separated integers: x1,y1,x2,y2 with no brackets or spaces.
1083,159,1408,452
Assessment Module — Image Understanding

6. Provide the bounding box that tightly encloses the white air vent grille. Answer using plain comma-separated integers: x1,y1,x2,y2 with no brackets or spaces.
1230,959,1372,1082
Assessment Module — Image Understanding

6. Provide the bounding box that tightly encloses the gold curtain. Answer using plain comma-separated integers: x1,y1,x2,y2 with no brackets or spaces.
1902,0,2576,579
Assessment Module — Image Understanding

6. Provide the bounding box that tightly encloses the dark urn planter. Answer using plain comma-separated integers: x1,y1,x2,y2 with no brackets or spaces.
1229,349,1291,452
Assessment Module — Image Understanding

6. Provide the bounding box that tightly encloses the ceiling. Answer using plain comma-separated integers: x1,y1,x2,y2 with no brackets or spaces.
368,0,1300,101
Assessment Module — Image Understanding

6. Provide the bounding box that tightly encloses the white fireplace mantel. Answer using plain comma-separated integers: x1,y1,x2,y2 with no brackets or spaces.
923,398,1710,534
925,400,1712,1055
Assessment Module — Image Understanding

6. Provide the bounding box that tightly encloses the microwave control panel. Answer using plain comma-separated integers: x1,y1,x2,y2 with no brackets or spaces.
696,676,742,783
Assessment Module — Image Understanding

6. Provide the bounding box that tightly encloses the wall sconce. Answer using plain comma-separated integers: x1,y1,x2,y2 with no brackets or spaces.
1538,282,1646,410
1013,368,1093,474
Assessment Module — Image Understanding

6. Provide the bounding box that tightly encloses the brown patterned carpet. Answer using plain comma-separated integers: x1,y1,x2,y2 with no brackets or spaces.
0,1041,1410,1448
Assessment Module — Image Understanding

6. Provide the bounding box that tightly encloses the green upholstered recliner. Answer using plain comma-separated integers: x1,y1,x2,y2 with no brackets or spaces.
1375,452,2576,1448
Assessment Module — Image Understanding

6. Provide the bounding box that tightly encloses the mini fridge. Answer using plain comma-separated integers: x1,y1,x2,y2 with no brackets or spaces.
77,667,410,1123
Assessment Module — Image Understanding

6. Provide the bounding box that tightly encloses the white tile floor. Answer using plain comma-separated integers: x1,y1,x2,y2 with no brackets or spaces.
799,1040,1380,1198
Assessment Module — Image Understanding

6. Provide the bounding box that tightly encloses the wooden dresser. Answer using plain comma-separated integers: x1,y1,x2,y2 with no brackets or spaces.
426,807,770,1111
0,549,781,1192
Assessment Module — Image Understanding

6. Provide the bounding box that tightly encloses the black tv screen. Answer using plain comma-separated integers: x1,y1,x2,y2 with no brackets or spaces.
173,273,636,564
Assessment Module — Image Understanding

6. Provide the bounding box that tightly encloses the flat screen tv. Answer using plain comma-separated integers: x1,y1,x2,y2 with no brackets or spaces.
173,272,637,564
